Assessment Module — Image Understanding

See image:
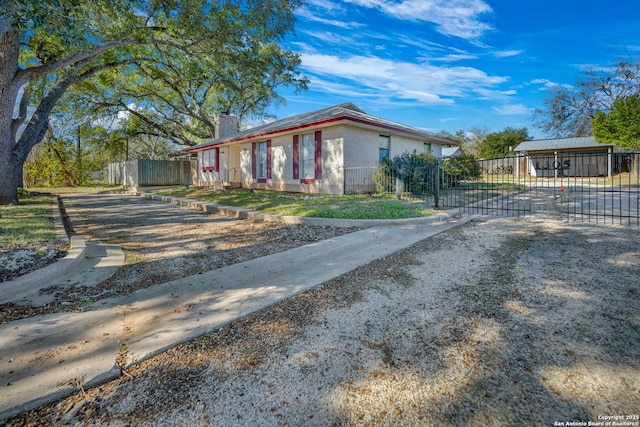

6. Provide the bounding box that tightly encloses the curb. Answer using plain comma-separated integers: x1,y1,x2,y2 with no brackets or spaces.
132,191,461,227
0,203,87,303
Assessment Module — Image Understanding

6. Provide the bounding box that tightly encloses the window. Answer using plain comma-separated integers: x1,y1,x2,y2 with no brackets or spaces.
257,141,267,179
293,131,322,182
202,148,217,172
379,135,390,161
424,143,432,153
300,133,315,179
251,140,271,181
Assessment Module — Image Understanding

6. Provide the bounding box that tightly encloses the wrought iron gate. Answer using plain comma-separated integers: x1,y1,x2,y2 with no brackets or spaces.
436,153,640,226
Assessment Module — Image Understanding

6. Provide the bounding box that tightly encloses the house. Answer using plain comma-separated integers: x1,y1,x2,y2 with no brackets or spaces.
441,146,464,157
514,136,618,177
183,102,458,195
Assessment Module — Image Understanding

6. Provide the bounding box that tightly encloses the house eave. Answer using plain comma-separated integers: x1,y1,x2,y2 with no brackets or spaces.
183,115,456,153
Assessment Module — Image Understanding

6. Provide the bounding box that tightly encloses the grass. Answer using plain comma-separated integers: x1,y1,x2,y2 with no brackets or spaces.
153,188,434,219
0,191,58,250
26,185,125,194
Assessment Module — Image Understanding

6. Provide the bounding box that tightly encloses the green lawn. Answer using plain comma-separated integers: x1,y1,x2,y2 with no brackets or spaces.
26,185,124,194
153,188,434,219
0,192,58,250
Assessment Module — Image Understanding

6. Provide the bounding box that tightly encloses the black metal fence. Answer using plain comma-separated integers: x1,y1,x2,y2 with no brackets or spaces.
344,152,640,226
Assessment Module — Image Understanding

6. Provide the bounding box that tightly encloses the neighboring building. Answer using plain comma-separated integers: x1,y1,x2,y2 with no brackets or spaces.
183,102,458,195
514,136,618,177
441,146,464,157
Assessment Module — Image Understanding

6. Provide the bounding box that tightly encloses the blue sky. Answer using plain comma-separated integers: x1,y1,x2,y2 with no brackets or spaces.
266,0,640,139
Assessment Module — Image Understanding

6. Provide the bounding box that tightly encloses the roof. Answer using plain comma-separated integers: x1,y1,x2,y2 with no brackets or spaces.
441,147,463,157
185,102,457,152
514,136,615,152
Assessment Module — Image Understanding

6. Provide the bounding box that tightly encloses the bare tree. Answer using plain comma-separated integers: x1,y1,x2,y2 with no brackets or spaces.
532,58,640,138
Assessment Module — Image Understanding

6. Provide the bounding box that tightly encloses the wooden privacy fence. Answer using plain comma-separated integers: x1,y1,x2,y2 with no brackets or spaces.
107,160,197,187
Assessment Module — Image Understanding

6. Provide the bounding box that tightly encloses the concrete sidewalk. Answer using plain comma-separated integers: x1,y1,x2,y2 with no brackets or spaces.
0,196,471,422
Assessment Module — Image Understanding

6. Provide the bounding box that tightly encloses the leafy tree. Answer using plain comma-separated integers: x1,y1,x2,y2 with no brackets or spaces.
0,0,306,204
592,94,640,150
437,129,466,144
478,127,529,159
437,125,489,157
532,58,640,138
23,123,102,187
440,154,482,185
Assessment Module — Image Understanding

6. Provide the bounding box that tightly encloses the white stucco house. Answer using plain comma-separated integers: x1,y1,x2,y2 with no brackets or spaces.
183,102,458,195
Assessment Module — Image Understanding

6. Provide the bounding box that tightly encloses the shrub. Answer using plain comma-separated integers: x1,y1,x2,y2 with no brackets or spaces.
373,158,396,193
373,151,439,196
440,154,482,187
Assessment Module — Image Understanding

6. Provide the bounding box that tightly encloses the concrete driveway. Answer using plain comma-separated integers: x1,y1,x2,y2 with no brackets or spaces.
0,192,465,421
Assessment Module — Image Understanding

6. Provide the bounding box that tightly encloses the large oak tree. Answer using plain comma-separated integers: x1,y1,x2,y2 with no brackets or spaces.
0,0,305,204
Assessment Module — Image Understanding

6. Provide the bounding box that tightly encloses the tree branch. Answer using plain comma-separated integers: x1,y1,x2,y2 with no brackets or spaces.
11,84,30,135
15,59,137,162
14,39,140,85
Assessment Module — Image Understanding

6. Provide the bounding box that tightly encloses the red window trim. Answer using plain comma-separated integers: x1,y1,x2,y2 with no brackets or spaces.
253,140,271,182
314,130,322,180
202,148,219,172
266,140,272,180
294,131,322,182
292,135,299,179
251,142,257,179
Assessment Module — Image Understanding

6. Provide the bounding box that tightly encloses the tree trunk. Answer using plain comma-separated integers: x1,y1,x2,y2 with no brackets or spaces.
1,26,83,204
0,27,21,204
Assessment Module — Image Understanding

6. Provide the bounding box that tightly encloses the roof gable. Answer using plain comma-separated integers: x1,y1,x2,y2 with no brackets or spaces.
186,103,455,151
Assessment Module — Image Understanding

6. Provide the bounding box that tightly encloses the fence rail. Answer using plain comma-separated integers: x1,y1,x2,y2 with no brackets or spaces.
344,152,640,226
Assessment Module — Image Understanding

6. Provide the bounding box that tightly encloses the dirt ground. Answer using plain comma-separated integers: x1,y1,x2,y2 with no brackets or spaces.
6,210,640,426
0,194,357,322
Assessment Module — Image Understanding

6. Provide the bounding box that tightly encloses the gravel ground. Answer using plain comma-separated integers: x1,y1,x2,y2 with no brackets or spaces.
6,216,640,426
0,245,67,283
0,194,357,323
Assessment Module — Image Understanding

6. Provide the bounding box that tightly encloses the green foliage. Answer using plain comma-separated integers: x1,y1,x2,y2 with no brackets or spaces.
22,0,309,147
478,127,529,159
437,126,489,157
440,154,482,185
373,151,438,196
592,94,640,150
373,158,396,193
1,0,307,204
23,127,103,187
397,152,440,195
373,151,482,199
533,58,640,137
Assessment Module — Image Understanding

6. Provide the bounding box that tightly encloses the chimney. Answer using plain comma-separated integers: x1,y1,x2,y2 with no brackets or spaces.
215,112,238,139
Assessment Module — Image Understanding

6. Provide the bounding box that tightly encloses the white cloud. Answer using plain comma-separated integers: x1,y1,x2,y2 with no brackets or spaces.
300,52,508,104
530,78,573,90
296,4,364,29
493,50,523,58
432,53,478,62
343,0,493,40
296,9,363,29
438,117,458,123
492,104,530,115
303,30,363,46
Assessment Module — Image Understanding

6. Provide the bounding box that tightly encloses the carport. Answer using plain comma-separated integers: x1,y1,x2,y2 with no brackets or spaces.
514,136,617,178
